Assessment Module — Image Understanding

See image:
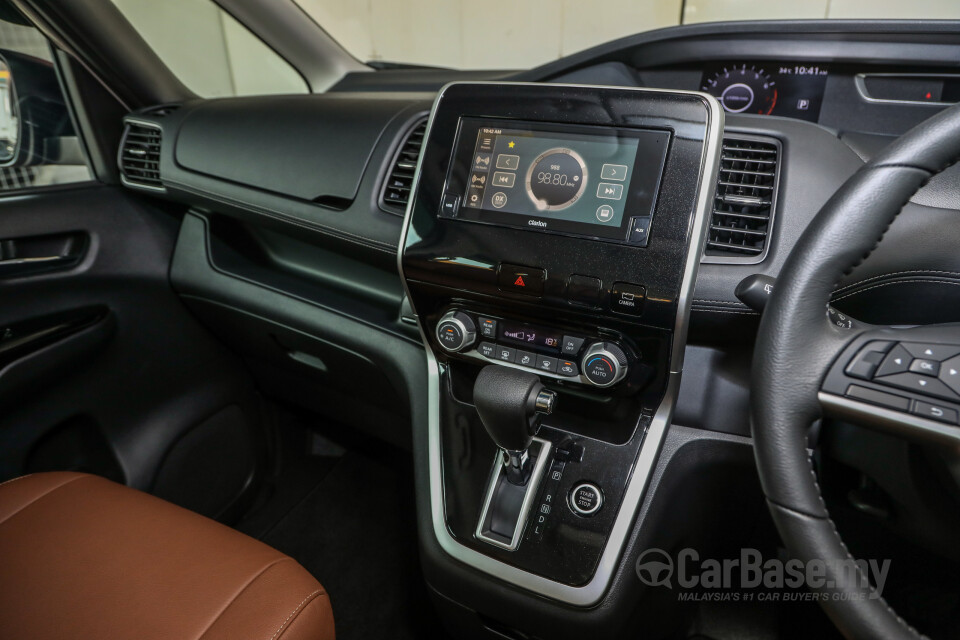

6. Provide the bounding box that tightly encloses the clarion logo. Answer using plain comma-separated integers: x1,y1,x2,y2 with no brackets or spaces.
528,219,547,228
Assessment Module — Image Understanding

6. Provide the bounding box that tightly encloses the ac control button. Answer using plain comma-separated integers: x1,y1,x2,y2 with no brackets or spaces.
478,317,497,338
558,360,579,377
581,342,628,387
477,342,496,359
561,335,585,356
435,311,476,353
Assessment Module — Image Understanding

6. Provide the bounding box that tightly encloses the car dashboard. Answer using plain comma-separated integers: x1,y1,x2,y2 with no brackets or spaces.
114,18,960,637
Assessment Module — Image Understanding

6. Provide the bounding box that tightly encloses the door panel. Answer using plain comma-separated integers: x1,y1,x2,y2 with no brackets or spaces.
0,184,263,520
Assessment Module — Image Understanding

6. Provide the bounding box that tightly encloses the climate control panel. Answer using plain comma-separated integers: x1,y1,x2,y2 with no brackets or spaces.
433,308,632,388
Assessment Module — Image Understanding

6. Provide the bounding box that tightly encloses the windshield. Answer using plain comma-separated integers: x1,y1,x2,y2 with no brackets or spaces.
293,0,960,70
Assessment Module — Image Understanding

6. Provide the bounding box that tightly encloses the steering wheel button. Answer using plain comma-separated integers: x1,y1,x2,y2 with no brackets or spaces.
908,358,940,376
939,355,960,393
874,372,959,402
845,342,891,380
874,344,912,378
910,400,960,425
901,342,960,361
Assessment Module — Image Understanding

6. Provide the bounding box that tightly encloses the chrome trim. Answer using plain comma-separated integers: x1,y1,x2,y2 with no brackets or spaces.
535,389,556,414
854,73,960,107
118,118,166,193
475,438,552,551
396,82,724,606
820,392,960,448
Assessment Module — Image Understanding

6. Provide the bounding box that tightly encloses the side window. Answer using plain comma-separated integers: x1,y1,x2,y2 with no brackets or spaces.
0,15,93,192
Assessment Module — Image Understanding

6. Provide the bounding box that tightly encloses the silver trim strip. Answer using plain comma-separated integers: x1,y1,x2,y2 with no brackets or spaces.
475,438,553,551
819,392,960,447
854,73,959,107
396,81,724,606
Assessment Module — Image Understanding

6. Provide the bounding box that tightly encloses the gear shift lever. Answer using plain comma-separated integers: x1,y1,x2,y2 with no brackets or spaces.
474,365,556,485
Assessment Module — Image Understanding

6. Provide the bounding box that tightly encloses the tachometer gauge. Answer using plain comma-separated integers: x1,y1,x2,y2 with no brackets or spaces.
702,64,777,115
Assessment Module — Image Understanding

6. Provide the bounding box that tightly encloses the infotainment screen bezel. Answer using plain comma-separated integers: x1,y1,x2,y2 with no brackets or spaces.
442,118,670,245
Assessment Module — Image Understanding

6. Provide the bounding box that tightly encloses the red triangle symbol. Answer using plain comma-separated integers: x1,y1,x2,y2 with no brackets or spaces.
514,275,526,287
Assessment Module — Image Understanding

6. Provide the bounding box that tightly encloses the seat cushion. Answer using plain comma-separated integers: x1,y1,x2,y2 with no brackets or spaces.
0,472,335,640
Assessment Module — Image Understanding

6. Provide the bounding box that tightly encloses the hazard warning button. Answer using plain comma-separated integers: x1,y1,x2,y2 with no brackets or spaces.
497,263,545,298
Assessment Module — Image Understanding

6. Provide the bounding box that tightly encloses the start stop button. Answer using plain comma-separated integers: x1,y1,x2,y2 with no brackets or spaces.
569,482,603,516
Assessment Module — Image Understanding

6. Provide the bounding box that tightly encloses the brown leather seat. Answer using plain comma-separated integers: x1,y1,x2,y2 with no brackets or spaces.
0,472,335,640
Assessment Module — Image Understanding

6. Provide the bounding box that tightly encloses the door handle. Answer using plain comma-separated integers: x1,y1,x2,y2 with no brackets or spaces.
0,232,87,278
0,255,76,273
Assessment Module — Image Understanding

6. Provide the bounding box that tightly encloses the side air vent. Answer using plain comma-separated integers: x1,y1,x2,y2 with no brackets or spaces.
119,122,163,190
380,118,428,214
703,136,781,263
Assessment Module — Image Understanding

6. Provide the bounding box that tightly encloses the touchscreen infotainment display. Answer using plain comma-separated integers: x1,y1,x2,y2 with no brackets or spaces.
443,118,670,245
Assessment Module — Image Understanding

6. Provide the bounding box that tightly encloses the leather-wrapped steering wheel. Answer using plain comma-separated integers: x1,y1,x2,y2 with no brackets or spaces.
751,102,960,639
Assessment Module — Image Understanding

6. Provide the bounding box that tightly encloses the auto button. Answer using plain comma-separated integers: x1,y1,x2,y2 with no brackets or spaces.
581,342,628,388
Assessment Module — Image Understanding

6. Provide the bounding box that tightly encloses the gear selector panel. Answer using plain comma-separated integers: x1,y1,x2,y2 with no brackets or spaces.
398,82,722,597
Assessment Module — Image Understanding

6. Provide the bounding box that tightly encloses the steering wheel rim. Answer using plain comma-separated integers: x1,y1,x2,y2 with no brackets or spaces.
751,103,960,639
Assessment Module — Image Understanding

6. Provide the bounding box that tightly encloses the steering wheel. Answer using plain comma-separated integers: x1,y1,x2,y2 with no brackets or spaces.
752,103,960,639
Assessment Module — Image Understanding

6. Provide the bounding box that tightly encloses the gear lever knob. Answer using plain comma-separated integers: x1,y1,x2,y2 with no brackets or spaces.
473,365,556,484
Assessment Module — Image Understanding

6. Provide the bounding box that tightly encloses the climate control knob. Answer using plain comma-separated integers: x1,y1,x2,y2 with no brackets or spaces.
581,342,628,387
435,311,477,353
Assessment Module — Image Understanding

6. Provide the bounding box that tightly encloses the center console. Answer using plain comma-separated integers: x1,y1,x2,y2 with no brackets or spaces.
399,82,722,609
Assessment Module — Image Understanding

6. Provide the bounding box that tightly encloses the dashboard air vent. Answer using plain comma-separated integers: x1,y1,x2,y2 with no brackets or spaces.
380,119,428,214
703,136,780,262
119,122,163,190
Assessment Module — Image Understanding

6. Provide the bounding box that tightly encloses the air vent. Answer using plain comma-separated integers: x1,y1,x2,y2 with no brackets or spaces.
703,136,780,262
380,119,427,214
119,122,163,190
